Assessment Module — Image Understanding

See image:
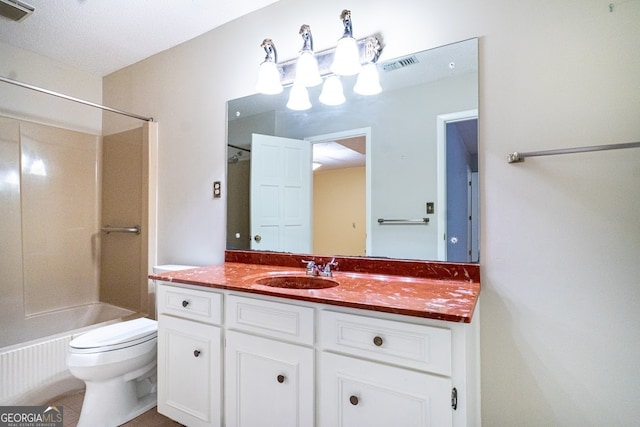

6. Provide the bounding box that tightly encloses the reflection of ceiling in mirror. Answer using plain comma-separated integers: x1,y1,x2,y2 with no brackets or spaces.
313,136,366,171
452,119,478,155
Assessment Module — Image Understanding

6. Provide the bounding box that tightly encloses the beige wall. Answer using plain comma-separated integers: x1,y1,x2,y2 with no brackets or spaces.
99,0,639,424
313,167,366,256
100,127,147,312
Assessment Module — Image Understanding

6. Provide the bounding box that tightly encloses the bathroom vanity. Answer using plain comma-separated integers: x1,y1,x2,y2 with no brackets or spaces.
152,252,480,427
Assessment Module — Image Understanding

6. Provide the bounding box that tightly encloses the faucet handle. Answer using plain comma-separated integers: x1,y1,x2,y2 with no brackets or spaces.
321,258,338,276
324,258,338,270
302,259,316,275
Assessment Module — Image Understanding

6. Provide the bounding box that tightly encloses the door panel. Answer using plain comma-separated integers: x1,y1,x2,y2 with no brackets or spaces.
250,134,312,253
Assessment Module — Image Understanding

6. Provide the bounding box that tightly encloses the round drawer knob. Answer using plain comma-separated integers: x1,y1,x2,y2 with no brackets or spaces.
193,350,201,358
277,374,285,383
349,395,359,406
373,336,384,346
182,300,189,308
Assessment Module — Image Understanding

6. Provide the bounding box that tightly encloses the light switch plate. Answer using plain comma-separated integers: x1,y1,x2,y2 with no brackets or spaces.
426,202,434,214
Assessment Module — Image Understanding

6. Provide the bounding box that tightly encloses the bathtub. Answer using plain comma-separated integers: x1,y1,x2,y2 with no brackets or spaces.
0,303,138,405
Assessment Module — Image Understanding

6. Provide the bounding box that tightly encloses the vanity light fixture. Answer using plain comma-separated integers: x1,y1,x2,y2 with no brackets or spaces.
293,25,323,87
354,37,382,95
256,9,383,110
319,75,345,106
286,83,312,110
330,10,362,76
255,39,283,95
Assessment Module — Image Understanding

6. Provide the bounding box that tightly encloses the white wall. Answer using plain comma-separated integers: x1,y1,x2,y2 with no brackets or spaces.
0,41,103,134
103,0,640,425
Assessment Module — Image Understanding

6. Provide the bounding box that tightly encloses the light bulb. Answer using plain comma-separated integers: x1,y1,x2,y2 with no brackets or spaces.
319,75,345,106
255,61,282,95
286,84,312,110
354,62,381,95
294,51,322,87
330,37,361,76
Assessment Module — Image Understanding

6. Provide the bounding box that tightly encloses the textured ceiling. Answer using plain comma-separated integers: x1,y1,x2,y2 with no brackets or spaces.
0,0,280,76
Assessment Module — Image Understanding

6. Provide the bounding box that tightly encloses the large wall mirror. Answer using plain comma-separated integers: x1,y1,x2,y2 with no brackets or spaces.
227,38,478,263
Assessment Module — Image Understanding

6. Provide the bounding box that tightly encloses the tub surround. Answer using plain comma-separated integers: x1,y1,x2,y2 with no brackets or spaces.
149,251,480,323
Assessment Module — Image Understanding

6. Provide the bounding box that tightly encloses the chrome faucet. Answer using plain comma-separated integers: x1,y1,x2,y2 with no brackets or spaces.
302,258,338,277
302,260,317,276
320,258,338,277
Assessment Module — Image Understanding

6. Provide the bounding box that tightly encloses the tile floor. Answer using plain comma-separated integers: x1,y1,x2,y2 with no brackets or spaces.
49,389,183,427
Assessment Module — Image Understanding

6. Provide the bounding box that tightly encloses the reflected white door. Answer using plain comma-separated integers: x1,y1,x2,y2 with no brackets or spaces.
250,134,312,253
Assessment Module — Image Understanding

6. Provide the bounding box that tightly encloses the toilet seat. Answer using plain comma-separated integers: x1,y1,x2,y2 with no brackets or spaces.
70,317,157,354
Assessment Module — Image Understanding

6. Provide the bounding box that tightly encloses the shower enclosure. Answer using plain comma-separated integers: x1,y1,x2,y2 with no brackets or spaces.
0,82,157,402
0,116,157,349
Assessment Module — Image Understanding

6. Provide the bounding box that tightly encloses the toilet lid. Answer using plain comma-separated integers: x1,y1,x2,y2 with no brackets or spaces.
70,317,157,352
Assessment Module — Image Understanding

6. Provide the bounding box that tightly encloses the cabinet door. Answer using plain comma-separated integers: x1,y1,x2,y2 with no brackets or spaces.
225,330,314,427
320,352,452,427
158,314,221,427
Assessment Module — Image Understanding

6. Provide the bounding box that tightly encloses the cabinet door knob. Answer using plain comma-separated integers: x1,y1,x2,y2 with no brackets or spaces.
277,374,285,383
373,336,384,346
254,234,262,242
193,350,201,357
182,300,189,308
349,395,359,406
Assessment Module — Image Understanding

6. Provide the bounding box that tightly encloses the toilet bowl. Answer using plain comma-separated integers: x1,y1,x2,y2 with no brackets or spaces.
66,317,158,427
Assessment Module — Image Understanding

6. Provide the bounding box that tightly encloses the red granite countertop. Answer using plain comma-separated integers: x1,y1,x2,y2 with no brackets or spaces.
150,252,480,323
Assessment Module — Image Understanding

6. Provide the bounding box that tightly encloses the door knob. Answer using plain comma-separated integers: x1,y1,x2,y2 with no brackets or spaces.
254,235,262,242
349,395,359,406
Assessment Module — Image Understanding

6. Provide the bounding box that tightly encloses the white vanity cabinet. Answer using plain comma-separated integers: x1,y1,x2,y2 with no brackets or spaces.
156,282,480,427
224,294,315,427
319,311,456,427
156,284,222,427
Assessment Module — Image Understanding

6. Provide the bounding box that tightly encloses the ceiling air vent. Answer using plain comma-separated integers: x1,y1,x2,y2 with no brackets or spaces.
381,55,419,72
0,0,35,22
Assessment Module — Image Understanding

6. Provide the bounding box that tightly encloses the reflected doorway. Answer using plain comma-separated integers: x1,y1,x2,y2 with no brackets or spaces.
307,129,369,257
437,111,479,262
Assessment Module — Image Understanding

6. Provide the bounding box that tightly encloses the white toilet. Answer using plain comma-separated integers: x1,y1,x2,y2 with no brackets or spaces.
66,317,158,427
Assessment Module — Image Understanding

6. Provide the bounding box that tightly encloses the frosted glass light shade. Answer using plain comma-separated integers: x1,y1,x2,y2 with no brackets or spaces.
330,37,361,76
294,51,322,87
255,61,282,94
286,84,312,110
319,75,345,106
353,63,381,95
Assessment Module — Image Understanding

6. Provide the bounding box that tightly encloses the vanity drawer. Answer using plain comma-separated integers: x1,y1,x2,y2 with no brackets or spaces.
320,311,452,376
156,283,222,325
226,294,314,345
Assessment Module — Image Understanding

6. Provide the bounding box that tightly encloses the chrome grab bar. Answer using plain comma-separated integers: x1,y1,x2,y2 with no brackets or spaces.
101,225,141,234
377,218,429,225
